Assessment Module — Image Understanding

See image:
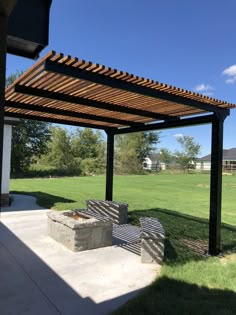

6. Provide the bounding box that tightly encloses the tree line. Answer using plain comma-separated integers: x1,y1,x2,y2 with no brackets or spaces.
11,120,161,177
10,119,200,177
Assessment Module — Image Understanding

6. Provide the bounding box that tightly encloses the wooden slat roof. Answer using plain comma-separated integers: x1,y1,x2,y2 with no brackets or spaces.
5,50,236,131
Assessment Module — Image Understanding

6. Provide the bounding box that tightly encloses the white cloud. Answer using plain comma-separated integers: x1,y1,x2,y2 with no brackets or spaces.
226,78,236,84
173,133,183,138
195,84,214,93
202,91,214,97
223,65,236,76
222,65,236,84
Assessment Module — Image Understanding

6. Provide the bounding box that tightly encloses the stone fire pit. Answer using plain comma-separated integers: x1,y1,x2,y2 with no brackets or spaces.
47,210,112,252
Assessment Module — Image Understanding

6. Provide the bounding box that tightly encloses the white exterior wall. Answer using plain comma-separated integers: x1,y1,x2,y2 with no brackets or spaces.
202,162,211,170
143,157,152,170
196,161,211,170
143,158,166,171
160,162,166,170
1,124,12,194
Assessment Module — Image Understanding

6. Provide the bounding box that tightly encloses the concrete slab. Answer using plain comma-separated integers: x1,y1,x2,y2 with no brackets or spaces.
0,200,160,315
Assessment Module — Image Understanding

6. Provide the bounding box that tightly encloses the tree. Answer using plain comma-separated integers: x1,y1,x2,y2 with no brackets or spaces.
44,127,76,170
159,148,174,165
174,136,201,171
7,73,51,175
71,128,105,175
40,127,105,175
6,71,22,87
11,120,51,174
71,128,104,159
115,131,160,174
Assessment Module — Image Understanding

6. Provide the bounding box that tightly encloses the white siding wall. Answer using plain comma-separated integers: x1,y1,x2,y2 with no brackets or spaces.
196,162,201,170
1,125,12,194
143,157,152,170
196,161,211,170
202,162,211,170
160,162,166,170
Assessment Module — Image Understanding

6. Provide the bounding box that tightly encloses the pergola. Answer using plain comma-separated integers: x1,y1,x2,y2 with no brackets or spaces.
4,50,236,255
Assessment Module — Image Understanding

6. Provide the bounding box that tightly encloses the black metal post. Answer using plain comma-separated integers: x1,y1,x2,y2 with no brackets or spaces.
105,131,114,201
208,113,226,255
0,15,8,210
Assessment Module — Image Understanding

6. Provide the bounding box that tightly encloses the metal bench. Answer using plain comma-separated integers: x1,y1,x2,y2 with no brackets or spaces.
139,217,165,264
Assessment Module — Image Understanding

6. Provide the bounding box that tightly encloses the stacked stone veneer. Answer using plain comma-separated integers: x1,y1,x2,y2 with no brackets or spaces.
86,200,128,224
47,210,112,252
140,217,165,264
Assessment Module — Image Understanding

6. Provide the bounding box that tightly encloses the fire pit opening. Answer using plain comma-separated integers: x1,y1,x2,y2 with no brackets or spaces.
64,212,90,221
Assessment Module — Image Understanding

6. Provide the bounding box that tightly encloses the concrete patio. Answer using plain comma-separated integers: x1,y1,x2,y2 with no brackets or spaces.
0,195,160,315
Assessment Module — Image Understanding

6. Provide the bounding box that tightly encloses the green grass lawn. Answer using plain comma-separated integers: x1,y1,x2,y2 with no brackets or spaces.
10,174,236,314
10,173,236,225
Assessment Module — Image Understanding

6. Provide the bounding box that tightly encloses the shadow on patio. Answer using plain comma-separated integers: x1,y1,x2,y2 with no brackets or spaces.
0,215,154,315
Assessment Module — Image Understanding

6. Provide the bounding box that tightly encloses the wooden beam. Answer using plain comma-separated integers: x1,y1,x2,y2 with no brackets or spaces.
45,59,230,115
5,111,116,131
5,100,143,127
14,84,179,120
15,84,178,122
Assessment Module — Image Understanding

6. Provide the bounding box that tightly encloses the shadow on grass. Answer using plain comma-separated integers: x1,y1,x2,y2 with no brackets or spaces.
113,276,236,315
129,208,236,265
112,207,236,314
10,191,76,209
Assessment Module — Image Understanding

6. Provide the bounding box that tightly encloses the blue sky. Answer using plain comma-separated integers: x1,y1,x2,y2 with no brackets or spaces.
6,0,236,156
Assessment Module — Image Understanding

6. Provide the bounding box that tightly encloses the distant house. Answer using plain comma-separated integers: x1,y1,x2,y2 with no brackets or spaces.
142,153,166,171
196,148,236,171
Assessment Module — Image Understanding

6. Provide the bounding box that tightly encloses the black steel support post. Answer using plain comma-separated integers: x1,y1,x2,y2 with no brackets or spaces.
0,16,8,210
105,131,114,201
208,113,227,255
